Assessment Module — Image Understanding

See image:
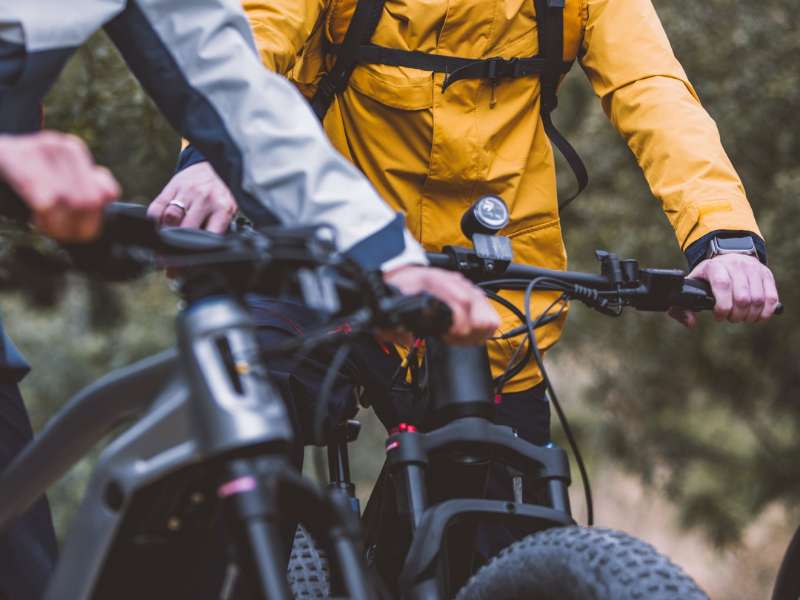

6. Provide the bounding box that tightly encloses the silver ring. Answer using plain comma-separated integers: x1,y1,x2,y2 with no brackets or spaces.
168,199,187,212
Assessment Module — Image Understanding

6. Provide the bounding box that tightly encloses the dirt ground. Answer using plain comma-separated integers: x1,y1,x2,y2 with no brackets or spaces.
576,466,791,600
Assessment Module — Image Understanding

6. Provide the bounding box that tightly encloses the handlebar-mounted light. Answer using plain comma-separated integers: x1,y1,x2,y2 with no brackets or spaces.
447,196,514,276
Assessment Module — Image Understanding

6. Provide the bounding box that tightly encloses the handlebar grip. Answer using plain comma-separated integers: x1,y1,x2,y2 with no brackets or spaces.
682,278,784,315
388,293,453,337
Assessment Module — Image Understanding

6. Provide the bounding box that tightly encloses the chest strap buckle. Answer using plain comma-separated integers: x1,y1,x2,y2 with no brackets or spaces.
442,55,548,92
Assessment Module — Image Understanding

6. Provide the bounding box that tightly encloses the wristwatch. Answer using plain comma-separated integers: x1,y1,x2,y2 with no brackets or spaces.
706,235,759,260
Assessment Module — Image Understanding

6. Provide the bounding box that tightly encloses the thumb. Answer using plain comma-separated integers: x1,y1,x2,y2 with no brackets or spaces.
687,258,710,281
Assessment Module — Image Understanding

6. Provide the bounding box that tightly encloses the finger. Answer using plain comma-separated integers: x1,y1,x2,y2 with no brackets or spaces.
160,188,194,228
760,272,780,321
48,137,97,209
161,204,186,227
206,208,234,234
180,199,212,230
62,143,117,214
744,268,765,323
667,307,697,329
703,261,733,321
468,291,500,339
73,208,103,241
19,176,57,213
148,181,178,221
94,166,121,202
60,133,94,166
728,267,751,323
440,275,493,343
35,204,82,242
443,297,471,344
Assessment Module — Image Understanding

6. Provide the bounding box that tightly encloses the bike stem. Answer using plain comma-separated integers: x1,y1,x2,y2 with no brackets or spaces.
426,339,496,427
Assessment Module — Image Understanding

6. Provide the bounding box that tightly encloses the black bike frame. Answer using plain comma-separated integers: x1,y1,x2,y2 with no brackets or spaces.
352,339,575,599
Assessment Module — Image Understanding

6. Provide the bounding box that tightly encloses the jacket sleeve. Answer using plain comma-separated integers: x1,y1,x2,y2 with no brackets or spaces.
176,0,324,166
580,0,763,251
242,0,323,76
100,0,425,271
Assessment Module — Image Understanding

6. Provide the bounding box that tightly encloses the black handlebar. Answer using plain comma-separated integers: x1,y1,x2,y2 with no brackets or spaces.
0,194,782,319
0,199,455,337
427,252,610,288
427,251,783,316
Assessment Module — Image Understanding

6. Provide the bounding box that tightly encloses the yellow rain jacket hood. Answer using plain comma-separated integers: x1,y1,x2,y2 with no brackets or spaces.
239,0,762,391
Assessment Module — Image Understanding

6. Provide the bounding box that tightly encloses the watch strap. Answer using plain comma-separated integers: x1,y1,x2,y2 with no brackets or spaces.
684,230,767,270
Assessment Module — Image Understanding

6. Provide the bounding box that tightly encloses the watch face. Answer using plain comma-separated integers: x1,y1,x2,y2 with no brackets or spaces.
716,236,756,252
474,196,510,230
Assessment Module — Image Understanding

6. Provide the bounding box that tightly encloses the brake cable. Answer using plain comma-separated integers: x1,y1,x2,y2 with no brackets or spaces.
524,277,594,526
312,343,354,445
492,290,568,394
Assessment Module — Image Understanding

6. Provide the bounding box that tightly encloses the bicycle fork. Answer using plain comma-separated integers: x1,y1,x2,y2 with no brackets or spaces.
218,457,292,600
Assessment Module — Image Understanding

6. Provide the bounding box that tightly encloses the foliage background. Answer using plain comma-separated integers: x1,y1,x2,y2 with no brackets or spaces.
3,2,798,597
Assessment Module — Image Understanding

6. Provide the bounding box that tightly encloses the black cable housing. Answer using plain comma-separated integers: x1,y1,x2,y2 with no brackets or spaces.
523,278,595,526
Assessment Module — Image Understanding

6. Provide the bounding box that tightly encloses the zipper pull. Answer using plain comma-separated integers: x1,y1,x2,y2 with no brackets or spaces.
490,82,497,108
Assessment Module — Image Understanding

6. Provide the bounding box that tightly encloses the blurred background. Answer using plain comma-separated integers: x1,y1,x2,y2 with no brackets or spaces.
3,1,798,597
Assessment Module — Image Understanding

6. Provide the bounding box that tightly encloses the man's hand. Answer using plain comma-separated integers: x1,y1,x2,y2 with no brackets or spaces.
0,132,119,241
383,265,500,345
148,161,237,233
669,254,780,328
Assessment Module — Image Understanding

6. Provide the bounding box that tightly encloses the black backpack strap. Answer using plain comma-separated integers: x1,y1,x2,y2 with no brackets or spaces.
535,0,588,209
310,0,388,119
333,43,551,90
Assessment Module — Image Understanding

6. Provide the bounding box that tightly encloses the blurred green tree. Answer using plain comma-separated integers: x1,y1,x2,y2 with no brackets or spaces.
554,0,800,545
0,31,179,534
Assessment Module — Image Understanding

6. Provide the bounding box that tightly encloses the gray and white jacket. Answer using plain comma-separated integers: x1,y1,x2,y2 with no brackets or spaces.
0,0,427,272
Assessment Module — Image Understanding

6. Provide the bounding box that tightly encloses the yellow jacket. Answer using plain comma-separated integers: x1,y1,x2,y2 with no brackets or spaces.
241,0,762,391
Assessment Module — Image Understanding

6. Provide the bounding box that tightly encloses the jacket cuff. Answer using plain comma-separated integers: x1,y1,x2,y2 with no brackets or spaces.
345,213,428,271
379,230,429,272
176,144,208,172
0,329,30,384
684,230,767,271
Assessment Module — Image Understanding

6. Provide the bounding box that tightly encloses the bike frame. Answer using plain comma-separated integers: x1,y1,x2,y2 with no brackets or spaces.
0,295,370,599
334,339,575,599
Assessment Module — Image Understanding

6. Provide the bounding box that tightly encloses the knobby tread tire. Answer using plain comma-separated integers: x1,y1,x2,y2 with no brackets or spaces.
456,526,708,600
288,525,331,599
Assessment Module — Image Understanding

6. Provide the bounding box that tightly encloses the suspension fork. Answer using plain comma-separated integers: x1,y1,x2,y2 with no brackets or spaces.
386,425,429,532
218,457,292,600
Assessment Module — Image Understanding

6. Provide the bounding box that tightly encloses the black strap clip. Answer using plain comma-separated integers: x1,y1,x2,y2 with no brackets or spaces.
487,58,501,106
487,57,501,81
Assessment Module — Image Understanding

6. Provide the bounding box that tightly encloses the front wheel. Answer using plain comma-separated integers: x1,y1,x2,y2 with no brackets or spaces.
456,526,708,600
288,525,330,598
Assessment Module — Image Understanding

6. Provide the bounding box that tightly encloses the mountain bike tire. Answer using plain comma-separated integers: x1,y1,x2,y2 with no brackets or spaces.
456,526,708,600
288,525,330,599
